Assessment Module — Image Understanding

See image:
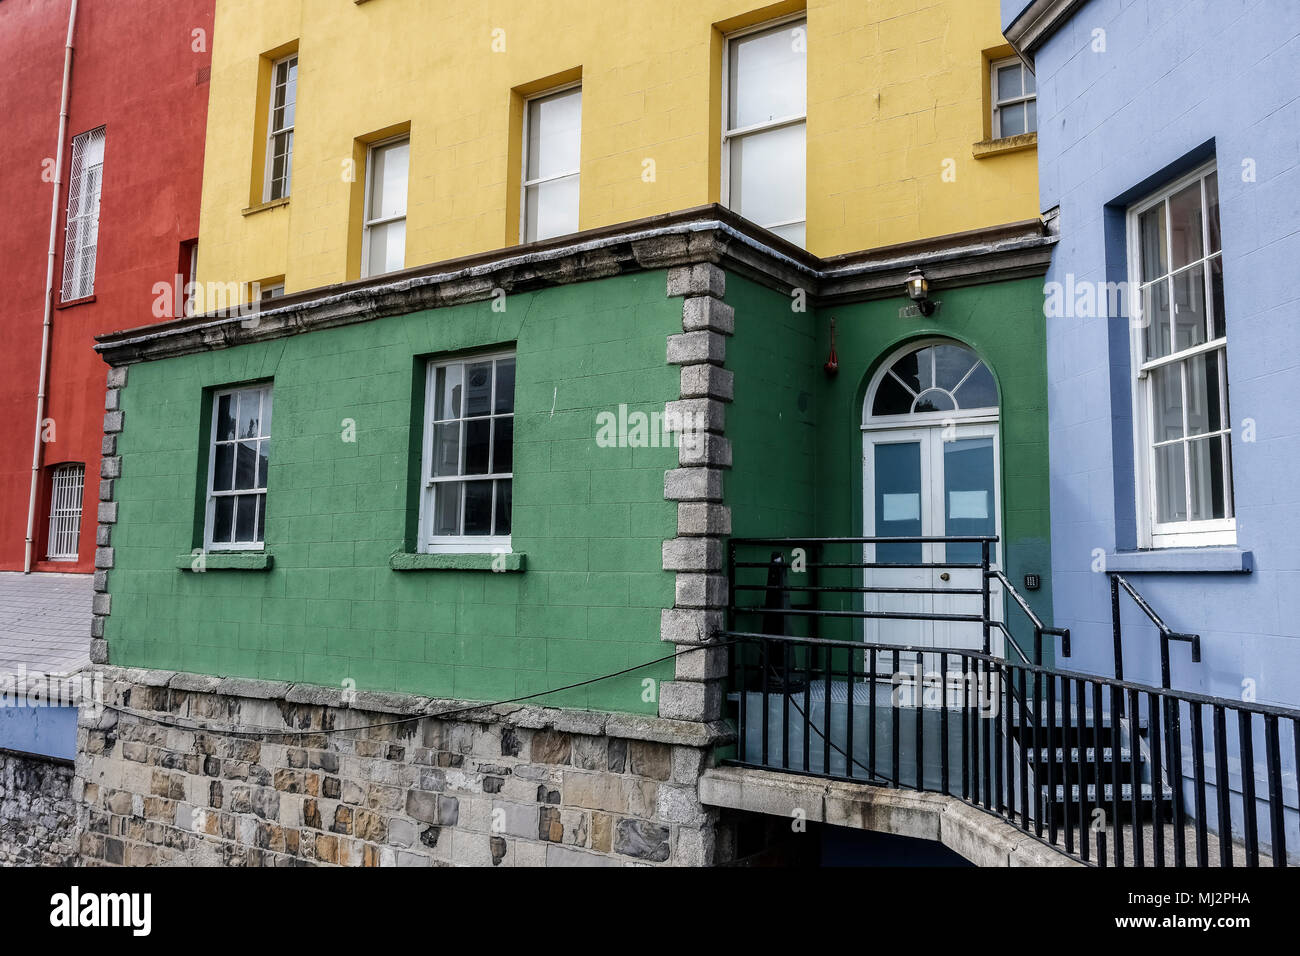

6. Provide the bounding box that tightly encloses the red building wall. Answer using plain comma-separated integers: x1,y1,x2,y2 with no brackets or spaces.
0,0,213,573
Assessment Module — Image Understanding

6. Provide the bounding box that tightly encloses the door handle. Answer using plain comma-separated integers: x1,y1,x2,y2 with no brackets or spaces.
938,572,950,582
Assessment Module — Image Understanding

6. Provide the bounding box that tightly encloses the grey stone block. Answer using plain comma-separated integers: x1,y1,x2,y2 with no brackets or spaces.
663,468,723,502
664,397,725,434
681,296,735,333
679,363,734,400
103,412,124,435
98,501,118,524
91,593,111,616
102,435,116,456
678,433,731,468
105,389,120,411
677,502,730,536
89,639,109,664
100,456,121,479
106,366,128,389
94,547,114,570
658,680,722,722
674,573,728,609
666,263,725,298
93,570,108,593
661,536,723,572
666,331,725,366
660,608,724,646
673,645,729,681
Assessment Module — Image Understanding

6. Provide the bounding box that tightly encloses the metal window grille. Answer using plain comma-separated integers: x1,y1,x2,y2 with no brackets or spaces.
47,463,85,560
61,127,106,301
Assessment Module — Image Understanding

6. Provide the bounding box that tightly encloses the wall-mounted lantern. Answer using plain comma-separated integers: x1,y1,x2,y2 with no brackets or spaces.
906,267,936,317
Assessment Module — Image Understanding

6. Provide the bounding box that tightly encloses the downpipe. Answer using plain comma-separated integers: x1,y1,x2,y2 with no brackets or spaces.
25,0,79,573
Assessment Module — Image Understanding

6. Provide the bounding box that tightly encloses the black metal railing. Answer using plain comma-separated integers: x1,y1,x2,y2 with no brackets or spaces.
723,536,1300,867
1110,572,1201,688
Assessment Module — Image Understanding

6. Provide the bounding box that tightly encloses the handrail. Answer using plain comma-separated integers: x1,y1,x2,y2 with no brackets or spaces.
990,568,1071,662
1109,572,1201,689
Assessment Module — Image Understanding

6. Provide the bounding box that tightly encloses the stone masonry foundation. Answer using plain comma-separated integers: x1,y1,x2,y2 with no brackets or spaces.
75,668,730,867
0,749,77,866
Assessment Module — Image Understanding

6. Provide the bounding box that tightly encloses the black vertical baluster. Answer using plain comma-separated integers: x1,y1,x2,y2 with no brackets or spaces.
1213,705,1232,868
1061,676,1073,855
1191,702,1208,867
1169,696,1186,867
982,660,992,810
1109,683,1124,866
823,642,833,776
1264,715,1285,866
760,638,770,768
802,639,811,773
972,658,982,807
961,655,970,801
1092,682,1105,861
1128,688,1143,868
1047,673,1058,847
915,652,925,791
1149,691,1164,867
891,649,901,788
1238,710,1258,867
781,640,791,771
1002,662,1013,821
993,664,1003,815
868,648,877,784
738,640,748,765
1075,678,1089,863
1020,668,1030,830
1032,663,1042,837
940,651,950,796
845,649,855,780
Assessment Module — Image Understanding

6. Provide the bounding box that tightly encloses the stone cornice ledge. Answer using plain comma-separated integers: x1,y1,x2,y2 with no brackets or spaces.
90,665,734,748
1004,0,1090,64
95,205,1055,367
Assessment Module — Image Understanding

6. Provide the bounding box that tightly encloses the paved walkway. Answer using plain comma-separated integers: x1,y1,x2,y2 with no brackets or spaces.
0,572,93,676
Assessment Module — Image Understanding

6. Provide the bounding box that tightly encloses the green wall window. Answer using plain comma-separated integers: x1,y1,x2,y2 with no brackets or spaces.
419,352,516,553
206,384,272,550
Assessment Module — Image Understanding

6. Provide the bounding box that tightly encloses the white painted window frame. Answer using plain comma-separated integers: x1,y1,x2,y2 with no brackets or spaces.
1126,161,1235,549
61,126,106,301
205,384,273,552
419,351,515,554
520,82,582,243
990,55,1036,139
263,54,298,202
720,13,807,242
361,134,410,278
46,463,85,561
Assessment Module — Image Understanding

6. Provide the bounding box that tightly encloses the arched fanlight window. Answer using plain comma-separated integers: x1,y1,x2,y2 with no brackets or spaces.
868,341,998,418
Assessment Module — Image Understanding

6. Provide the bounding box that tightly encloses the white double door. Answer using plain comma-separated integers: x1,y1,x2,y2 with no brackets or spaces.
862,422,1003,656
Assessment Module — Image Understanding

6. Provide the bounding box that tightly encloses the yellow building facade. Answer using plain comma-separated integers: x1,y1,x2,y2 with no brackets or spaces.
196,0,1038,295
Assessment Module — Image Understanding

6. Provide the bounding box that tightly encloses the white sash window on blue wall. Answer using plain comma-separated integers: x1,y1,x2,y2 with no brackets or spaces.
1127,163,1235,548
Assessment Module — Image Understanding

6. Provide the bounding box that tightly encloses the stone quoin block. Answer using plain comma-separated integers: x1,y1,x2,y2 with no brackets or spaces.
663,468,724,502
667,263,725,298
678,433,732,468
679,363,734,401
103,411,124,435
674,573,729,609
106,366,128,389
658,680,723,722
666,331,726,366
664,398,726,433
661,536,724,572
677,502,731,536
681,296,735,334
660,608,725,646
673,645,729,682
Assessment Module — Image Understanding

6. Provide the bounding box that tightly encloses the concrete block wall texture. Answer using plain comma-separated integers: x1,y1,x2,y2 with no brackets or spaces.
74,670,721,866
1025,0,1300,708
198,0,1038,294
102,273,684,714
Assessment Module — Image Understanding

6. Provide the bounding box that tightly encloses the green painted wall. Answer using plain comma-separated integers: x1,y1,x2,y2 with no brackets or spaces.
724,273,1055,655
106,272,681,713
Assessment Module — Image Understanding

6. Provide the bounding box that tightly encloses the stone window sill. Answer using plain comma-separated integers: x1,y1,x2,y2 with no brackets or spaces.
56,294,97,310
972,132,1037,159
389,551,526,572
1106,547,1252,574
175,551,274,571
242,197,290,217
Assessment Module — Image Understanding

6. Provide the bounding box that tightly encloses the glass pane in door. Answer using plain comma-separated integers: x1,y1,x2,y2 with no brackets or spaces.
942,437,995,564
874,441,922,564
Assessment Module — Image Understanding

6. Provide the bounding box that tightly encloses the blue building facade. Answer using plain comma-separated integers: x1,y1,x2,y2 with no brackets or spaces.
1003,0,1300,855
